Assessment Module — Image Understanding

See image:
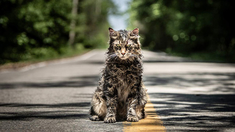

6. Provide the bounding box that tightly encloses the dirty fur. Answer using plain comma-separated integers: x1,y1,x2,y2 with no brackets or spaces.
89,28,147,123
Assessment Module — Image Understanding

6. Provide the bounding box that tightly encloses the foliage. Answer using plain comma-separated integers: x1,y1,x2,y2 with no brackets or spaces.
0,0,115,64
129,0,235,62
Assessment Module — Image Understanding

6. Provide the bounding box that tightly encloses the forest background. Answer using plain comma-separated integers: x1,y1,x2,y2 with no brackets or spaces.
0,0,234,64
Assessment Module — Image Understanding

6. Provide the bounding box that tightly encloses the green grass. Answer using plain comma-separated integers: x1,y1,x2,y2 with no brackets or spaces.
0,44,91,70
166,50,235,63
24,46,89,62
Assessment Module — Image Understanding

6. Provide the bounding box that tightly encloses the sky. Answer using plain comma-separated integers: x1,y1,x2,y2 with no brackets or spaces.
108,0,130,30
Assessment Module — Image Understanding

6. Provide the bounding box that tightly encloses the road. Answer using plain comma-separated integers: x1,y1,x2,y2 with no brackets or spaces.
0,50,235,132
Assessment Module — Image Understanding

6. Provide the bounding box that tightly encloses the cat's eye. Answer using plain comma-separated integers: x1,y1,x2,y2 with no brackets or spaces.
116,44,121,47
116,44,121,50
126,44,131,48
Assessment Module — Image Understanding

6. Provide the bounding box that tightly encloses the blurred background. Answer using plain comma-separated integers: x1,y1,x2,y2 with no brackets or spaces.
0,0,235,65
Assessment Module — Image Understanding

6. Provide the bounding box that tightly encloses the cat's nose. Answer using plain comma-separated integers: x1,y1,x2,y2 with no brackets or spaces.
121,53,125,55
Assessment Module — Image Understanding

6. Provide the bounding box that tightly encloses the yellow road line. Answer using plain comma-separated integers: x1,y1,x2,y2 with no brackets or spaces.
123,94,166,132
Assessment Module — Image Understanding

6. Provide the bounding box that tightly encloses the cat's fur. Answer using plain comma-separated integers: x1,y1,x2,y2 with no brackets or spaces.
89,28,147,123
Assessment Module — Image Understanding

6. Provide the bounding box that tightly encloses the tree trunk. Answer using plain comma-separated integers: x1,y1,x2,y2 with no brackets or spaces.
68,0,79,47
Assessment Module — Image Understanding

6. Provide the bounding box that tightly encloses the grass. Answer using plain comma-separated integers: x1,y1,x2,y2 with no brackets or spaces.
0,45,91,71
166,50,235,63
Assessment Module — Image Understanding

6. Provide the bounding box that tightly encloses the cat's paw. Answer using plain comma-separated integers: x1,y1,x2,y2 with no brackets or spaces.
127,116,139,122
104,116,116,123
89,115,100,121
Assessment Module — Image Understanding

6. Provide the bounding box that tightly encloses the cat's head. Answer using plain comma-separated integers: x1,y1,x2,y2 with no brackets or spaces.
108,28,141,60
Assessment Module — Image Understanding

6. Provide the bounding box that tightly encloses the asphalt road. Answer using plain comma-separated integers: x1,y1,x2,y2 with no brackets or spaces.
0,50,235,132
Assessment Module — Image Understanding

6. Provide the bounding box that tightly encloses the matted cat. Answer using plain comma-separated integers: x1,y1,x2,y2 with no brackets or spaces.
89,28,147,123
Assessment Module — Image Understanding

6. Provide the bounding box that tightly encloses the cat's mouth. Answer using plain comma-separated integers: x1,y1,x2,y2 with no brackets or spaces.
119,54,131,60
120,56,126,59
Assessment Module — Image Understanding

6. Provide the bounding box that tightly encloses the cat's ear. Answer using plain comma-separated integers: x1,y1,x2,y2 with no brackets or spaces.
132,28,139,35
109,27,115,34
109,27,118,39
130,28,139,39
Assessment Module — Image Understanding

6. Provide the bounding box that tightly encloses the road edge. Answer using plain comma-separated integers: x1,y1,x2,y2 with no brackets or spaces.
0,50,95,73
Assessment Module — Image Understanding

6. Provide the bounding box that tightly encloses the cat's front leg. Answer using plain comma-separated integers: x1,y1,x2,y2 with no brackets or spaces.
127,98,139,122
104,96,117,123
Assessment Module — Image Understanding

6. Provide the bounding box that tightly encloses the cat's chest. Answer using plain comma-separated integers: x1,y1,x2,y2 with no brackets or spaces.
110,63,139,84
117,79,130,102
115,66,132,102
107,63,140,102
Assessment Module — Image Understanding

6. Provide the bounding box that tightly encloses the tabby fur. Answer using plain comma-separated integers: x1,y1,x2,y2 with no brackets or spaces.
89,28,147,123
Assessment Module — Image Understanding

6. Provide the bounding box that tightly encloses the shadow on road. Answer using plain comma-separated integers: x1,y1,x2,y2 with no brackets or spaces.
0,94,92,121
144,72,235,93
0,73,98,121
145,71,235,131
0,75,100,89
149,93,235,131
0,111,88,121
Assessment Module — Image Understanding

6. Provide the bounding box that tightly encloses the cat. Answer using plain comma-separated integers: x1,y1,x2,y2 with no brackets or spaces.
89,28,147,123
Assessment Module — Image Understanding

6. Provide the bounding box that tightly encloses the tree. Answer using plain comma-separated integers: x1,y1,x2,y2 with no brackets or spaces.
0,0,116,64
129,0,235,61
68,0,79,46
